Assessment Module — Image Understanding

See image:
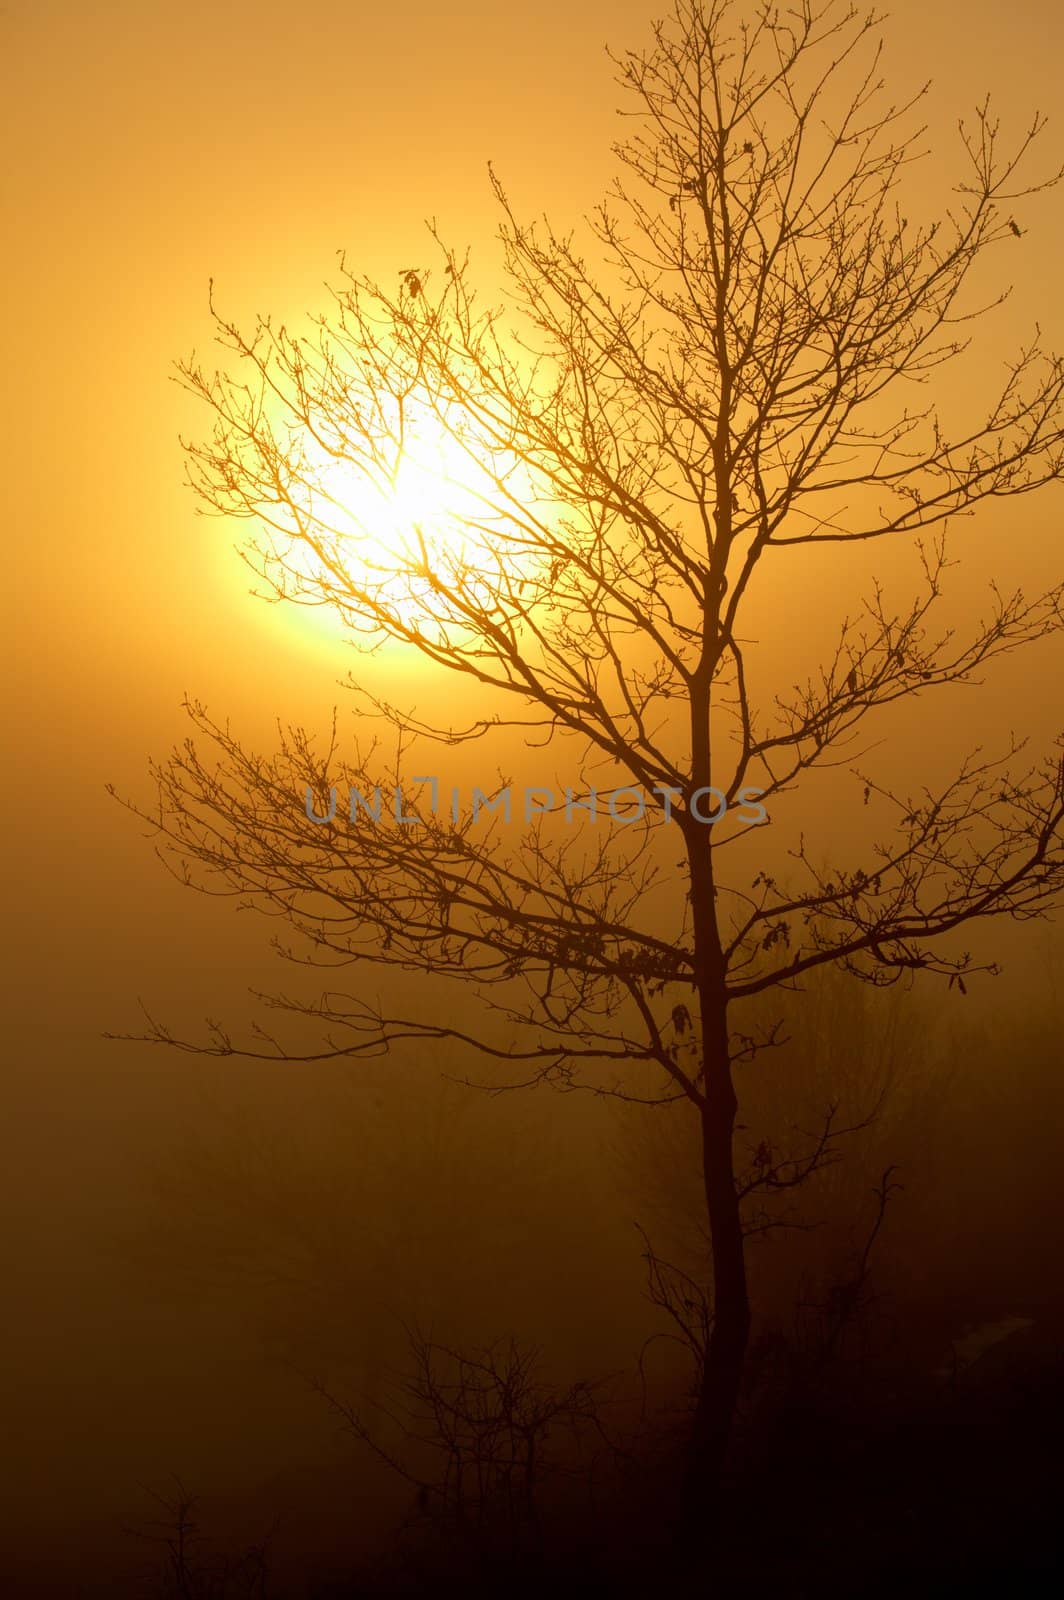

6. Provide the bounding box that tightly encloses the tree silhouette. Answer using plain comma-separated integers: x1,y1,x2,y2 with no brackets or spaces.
112,0,1064,1534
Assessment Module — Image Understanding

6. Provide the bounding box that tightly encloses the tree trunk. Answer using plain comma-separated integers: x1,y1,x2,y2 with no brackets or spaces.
682,510,750,1527
684,1072,749,1528
682,804,750,1532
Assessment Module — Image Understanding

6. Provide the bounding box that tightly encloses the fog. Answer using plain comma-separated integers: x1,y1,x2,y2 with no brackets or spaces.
4,0,1064,1592
5,927,1062,1591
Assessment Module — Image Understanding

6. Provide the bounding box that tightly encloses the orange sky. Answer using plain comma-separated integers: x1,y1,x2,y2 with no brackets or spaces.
4,0,1063,1205
2,0,1063,1566
3,0,1062,1161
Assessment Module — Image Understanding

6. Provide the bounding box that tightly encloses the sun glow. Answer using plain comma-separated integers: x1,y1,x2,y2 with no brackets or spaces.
265,408,526,644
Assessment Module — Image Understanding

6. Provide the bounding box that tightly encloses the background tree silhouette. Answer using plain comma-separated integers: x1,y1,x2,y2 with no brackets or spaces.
112,0,1064,1531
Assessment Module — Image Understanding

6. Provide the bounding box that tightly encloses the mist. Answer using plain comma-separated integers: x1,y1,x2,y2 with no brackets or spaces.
4,0,1064,1594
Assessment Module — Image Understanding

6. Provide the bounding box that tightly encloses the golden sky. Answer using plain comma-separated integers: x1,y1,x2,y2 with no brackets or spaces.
3,0,1062,1136
3,0,1063,1183
2,0,1063,1566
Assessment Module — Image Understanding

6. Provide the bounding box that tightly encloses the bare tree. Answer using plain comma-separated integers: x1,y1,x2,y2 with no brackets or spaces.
126,1479,272,1599
308,1329,608,1580
111,0,1064,1531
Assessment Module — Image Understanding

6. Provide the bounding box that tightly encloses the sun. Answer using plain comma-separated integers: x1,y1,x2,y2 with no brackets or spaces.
263,407,516,645
218,383,553,661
